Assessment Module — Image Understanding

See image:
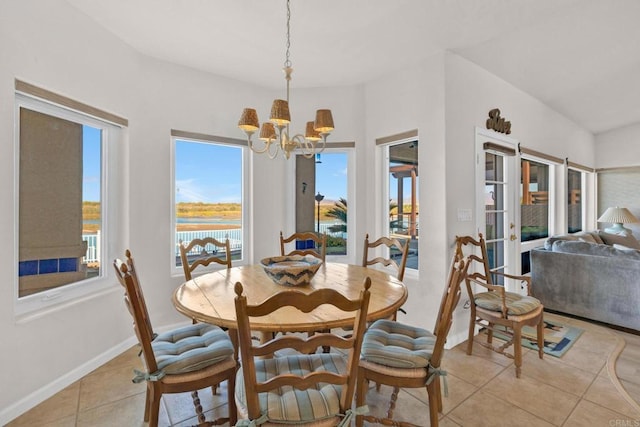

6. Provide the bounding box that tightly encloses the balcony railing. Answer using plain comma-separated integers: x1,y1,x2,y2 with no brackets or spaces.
81,222,345,264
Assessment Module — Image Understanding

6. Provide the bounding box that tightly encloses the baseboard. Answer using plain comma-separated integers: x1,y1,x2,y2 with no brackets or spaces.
0,320,189,425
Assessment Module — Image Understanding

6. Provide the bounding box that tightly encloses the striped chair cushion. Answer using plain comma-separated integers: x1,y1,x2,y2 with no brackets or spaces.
152,323,234,374
361,319,435,368
235,353,346,423
474,291,541,315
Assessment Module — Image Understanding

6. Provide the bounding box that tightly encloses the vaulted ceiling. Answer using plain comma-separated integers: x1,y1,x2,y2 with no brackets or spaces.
66,0,640,135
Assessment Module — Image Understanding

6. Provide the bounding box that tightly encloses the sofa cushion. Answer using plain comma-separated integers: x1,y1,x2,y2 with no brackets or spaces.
613,243,640,252
544,231,605,250
544,234,579,250
598,231,640,250
574,232,598,244
552,240,640,261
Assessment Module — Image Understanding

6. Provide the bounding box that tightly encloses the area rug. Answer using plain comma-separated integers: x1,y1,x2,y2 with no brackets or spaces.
493,319,584,358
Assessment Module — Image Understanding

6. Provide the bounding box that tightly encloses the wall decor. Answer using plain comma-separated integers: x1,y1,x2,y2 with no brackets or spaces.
486,108,511,134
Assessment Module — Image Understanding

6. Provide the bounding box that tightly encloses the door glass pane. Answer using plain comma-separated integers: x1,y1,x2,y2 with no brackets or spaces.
568,169,582,233
315,153,348,256
484,147,511,283
388,140,418,270
521,159,549,241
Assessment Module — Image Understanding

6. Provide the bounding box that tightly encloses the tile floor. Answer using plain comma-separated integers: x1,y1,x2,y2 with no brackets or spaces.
7,312,640,426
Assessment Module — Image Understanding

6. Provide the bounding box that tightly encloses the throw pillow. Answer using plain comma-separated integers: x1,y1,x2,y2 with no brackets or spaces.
598,231,640,250
613,243,639,252
575,233,597,244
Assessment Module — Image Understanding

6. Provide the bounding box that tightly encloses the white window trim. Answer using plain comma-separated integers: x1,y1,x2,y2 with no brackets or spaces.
14,93,125,319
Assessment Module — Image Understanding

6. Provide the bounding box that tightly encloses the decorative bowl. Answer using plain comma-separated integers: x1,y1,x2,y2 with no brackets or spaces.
260,255,323,286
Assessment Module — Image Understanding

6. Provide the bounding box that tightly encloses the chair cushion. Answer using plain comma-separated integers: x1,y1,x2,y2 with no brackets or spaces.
361,319,435,368
235,353,345,423
474,291,541,315
152,323,234,375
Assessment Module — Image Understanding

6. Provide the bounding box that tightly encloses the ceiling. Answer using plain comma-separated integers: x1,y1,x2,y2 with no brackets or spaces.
65,0,640,135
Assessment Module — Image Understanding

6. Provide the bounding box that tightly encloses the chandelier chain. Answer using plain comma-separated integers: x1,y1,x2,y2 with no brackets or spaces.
284,0,292,69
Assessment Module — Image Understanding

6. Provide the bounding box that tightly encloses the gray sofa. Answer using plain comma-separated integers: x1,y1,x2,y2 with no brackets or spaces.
530,230,640,331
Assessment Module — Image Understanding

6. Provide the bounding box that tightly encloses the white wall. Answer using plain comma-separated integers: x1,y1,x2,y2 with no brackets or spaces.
595,122,640,168
363,54,448,332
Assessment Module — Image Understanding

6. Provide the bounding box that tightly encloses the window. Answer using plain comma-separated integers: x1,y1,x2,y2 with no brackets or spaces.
315,152,349,256
172,132,247,271
385,139,418,270
15,82,125,316
567,168,583,233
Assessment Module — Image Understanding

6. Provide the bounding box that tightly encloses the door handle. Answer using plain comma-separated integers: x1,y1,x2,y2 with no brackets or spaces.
510,234,517,241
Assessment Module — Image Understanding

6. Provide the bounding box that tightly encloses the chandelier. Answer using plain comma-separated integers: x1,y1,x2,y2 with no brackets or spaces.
237,0,334,159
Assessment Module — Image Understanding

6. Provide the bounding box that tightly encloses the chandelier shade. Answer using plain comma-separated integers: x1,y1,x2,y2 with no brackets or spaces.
269,99,291,125
237,0,335,159
238,108,259,133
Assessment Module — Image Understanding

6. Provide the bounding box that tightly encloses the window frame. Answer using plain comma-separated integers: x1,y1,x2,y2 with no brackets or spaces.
170,132,250,277
14,91,125,318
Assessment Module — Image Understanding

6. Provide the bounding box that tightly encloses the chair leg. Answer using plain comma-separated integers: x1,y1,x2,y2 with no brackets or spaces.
148,385,161,427
434,376,443,412
466,313,475,355
143,384,152,422
486,322,494,344
513,324,523,378
228,374,237,426
537,316,545,359
426,378,440,427
355,368,367,427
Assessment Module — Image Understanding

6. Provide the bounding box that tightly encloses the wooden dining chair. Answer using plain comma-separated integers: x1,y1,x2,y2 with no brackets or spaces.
355,255,468,427
362,233,410,281
114,250,237,427
233,277,371,426
362,233,410,319
280,230,326,262
455,233,544,378
179,236,232,281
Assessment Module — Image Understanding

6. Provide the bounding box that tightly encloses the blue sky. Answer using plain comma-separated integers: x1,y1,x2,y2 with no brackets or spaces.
82,133,349,204
175,141,348,204
82,125,101,202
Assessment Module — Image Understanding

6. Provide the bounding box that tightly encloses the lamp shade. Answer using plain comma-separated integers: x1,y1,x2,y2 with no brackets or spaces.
259,122,276,141
238,108,259,133
305,121,321,142
597,207,638,224
269,99,291,125
314,109,334,134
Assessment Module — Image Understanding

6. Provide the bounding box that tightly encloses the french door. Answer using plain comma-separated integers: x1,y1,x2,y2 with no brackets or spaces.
475,128,521,291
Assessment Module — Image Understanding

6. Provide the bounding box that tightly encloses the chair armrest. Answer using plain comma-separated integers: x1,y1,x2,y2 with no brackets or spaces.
466,275,508,317
492,271,532,296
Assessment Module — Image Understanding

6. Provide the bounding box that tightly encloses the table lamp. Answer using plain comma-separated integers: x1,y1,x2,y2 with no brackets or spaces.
597,206,639,235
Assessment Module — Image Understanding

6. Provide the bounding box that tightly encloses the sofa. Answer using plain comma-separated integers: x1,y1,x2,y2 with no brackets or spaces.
530,230,640,331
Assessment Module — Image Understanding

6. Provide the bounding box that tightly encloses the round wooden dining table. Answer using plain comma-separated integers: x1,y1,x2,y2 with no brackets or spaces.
172,262,408,337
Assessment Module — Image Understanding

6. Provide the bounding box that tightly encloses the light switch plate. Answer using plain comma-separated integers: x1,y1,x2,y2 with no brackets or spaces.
457,208,472,222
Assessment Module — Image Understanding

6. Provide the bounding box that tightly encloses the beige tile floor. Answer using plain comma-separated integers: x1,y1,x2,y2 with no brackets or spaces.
7,312,640,426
